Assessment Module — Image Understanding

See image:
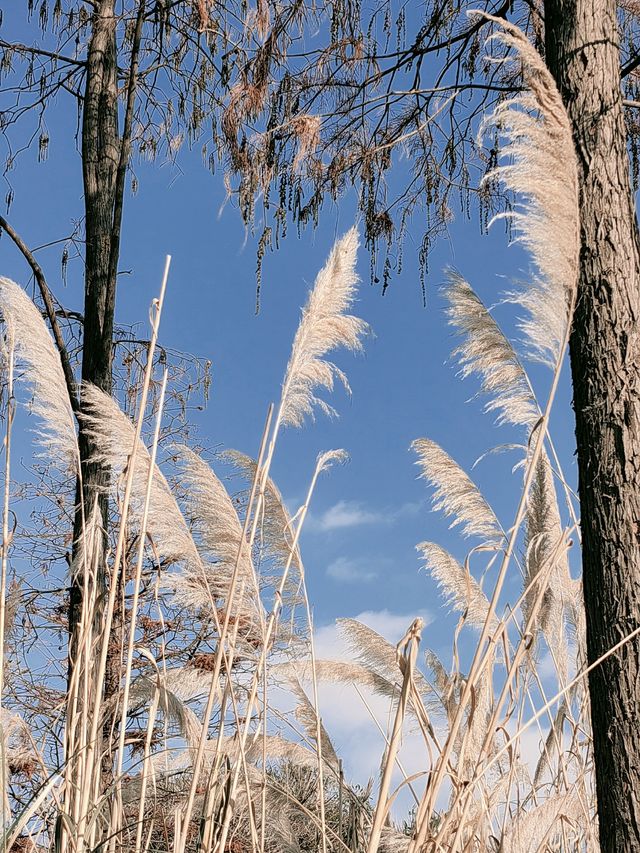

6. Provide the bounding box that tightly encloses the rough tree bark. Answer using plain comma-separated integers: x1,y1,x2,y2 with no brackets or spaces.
70,0,123,786
544,2,640,849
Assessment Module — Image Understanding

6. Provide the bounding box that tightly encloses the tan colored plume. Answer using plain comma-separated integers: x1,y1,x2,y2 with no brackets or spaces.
79,384,200,569
417,541,498,633
412,438,502,542
477,13,580,366
0,277,77,468
172,445,262,623
443,270,539,429
279,227,368,428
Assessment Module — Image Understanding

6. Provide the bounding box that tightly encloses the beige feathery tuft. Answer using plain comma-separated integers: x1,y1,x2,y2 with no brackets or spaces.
81,392,259,633
288,677,340,772
533,700,567,787
499,788,582,853
0,277,77,468
315,448,349,474
337,618,438,713
205,733,331,772
443,270,539,429
281,659,405,702
279,228,368,428
127,675,203,750
80,384,200,569
524,452,572,683
172,446,261,623
224,449,301,571
424,649,461,725
477,14,580,367
412,438,502,542
417,542,497,633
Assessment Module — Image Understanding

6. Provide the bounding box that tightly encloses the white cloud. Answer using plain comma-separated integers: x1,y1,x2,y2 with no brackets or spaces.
311,500,385,532
307,498,425,533
353,608,432,642
326,556,377,583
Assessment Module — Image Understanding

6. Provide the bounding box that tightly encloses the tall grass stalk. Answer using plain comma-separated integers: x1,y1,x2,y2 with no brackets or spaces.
113,368,169,846
0,342,14,830
367,619,423,853
213,451,346,853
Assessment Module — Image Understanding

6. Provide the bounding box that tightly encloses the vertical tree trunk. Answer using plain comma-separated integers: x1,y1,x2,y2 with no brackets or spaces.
544,2,640,849
70,0,121,786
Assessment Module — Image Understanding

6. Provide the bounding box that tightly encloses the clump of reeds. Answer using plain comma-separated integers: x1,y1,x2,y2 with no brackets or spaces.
0,16,601,853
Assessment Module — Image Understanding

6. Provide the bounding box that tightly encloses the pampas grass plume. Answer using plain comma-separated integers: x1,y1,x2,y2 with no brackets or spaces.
279,228,368,428
0,277,77,468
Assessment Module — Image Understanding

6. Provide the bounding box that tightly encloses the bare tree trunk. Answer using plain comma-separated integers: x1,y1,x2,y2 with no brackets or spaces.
544,2,640,849
70,0,121,787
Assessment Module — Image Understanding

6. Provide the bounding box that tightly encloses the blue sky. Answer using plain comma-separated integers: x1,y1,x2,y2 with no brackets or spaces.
1,121,576,628
0,3,579,792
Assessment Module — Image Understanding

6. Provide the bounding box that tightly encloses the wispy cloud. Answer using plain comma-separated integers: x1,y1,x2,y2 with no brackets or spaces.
307,499,424,533
352,608,433,641
314,500,384,531
326,556,377,583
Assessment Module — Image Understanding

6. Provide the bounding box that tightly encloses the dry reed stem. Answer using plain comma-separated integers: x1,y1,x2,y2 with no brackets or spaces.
79,255,171,852
114,370,169,820
213,451,343,853
176,405,273,849
366,618,423,853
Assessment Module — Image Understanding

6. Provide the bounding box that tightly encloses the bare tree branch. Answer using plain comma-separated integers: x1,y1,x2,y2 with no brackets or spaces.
0,214,80,413
0,39,87,68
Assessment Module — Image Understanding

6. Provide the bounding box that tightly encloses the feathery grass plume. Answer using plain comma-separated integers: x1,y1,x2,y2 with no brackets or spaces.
338,618,402,682
283,659,405,701
0,709,36,813
443,270,539,429
315,448,349,473
207,733,332,772
0,278,77,468
80,384,200,568
524,453,573,682
69,498,103,584
172,446,262,624
458,644,496,777
418,542,497,633
279,228,368,428
477,14,580,366
424,649,461,724
499,789,581,853
127,675,203,750
223,449,301,571
337,618,438,712
287,677,340,772
153,665,219,703
533,700,567,787
425,645,494,780
412,438,502,542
